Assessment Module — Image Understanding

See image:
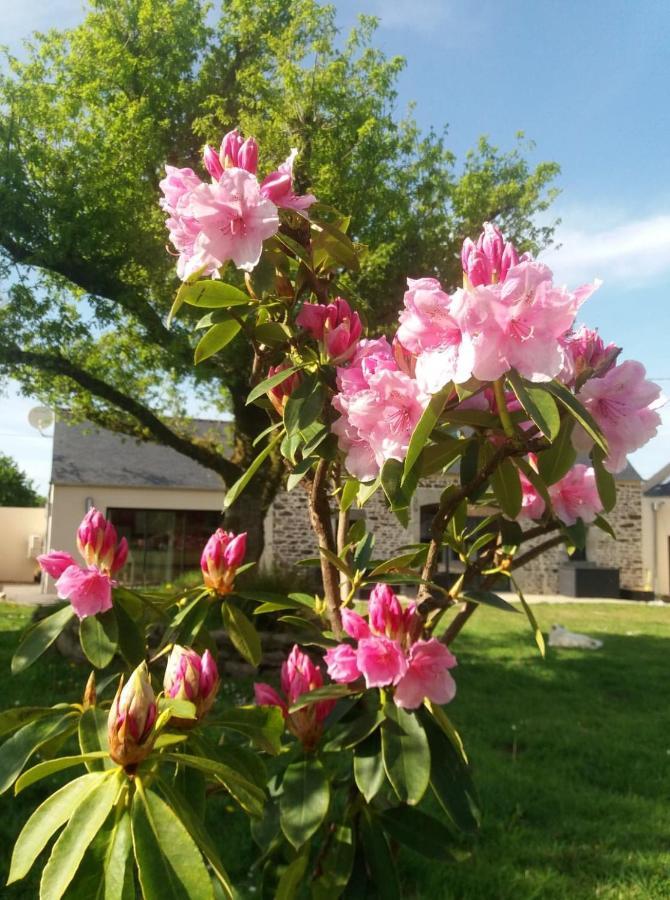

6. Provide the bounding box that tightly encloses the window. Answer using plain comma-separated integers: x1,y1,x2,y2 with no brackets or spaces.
106,508,223,586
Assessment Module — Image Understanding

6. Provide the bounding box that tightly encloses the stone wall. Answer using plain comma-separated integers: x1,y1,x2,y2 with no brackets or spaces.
262,475,645,596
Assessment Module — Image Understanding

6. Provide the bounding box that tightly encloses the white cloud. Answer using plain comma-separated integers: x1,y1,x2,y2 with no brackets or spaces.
541,213,670,288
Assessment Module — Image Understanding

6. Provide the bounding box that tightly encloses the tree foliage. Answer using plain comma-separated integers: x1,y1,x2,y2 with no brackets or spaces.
0,453,44,507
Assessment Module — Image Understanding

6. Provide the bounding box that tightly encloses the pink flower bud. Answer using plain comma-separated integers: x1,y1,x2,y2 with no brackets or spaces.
266,363,301,413
164,645,220,722
203,144,224,181
238,137,258,174
38,551,77,579
298,298,362,363
200,529,247,595
254,682,287,714
368,583,404,639
500,241,519,281
111,537,129,574
220,128,244,168
324,643,361,683
341,608,371,640
462,223,521,285
108,663,157,767
296,302,329,340
478,222,504,274
461,237,476,273
76,508,126,575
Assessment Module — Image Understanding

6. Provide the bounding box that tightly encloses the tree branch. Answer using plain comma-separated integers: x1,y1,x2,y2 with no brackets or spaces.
307,459,343,638
512,534,564,570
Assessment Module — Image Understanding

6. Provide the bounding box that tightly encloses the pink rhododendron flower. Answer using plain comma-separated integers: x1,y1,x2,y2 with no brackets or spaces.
203,144,224,181
37,551,77,579
260,148,316,211
56,565,113,619
325,585,457,710
77,507,128,575
254,645,335,750
559,326,620,387
548,464,602,526
187,168,279,272
394,640,457,709
518,469,547,521
219,129,258,173
572,360,662,473
461,222,521,286
297,297,362,364
332,338,428,480
201,529,247,595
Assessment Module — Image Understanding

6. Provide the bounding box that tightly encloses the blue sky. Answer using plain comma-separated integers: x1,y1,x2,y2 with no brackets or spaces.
2,0,669,491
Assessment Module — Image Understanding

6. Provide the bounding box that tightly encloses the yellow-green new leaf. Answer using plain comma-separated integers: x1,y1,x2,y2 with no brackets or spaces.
194,320,241,364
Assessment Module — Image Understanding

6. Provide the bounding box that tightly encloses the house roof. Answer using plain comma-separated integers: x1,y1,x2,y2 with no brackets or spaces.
644,460,670,497
51,419,231,490
612,459,642,482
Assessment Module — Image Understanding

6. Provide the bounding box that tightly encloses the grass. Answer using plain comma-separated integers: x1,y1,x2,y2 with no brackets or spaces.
1,601,669,898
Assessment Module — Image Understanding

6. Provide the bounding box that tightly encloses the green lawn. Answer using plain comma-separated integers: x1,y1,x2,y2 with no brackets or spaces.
1,601,669,899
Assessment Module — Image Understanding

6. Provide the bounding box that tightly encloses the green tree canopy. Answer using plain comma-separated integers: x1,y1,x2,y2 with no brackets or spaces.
0,0,560,553
0,453,44,507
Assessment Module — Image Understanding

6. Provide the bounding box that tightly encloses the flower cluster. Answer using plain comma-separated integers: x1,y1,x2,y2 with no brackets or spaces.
324,584,457,710
164,645,220,723
38,508,128,619
296,297,362,364
254,645,335,750
200,529,247,596
159,129,315,278
518,458,603,526
331,337,428,481
559,325,619,388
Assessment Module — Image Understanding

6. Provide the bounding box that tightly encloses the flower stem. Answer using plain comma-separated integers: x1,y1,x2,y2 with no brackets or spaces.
494,378,516,439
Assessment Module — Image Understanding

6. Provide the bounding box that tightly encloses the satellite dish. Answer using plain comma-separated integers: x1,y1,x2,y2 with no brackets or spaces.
28,406,55,435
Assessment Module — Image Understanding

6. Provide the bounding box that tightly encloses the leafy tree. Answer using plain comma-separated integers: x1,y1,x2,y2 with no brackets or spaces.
0,453,44,507
0,0,559,555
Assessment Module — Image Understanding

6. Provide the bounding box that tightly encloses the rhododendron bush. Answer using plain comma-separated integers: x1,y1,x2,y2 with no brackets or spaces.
2,130,662,900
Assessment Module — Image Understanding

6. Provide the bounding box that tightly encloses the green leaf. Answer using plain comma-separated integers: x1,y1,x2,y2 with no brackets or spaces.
317,546,354,580
510,576,545,657
246,365,301,405
360,808,400,900
354,733,385,803
507,371,560,440
15,752,110,794
156,778,234,899
592,446,617,512
340,478,360,512
420,710,480,834
284,373,316,437
194,319,241,364
280,757,330,849
223,431,281,509
537,418,577,485
381,458,412,527
312,219,360,271
254,321,291,345
0,712,77,795
79,609,119,668
403,386,450,479
276,852,309,900
381,705,430,806
8,773,106,884
545,380,608,453
181,280,249,308
213,705,284,755
221,601,262,667
419,436,466,478
287,456,318,491
289,684,356,713
11,605,75,674
311,825,354,900
460,589,519,613
490,456,522,518
162,753,265,818
594,513,616,540
377,806,457,860
115,601,146,667
40,771,121,900
133,785,215,900
0,707,55,740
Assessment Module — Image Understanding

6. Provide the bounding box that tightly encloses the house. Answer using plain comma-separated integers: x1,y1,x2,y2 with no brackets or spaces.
44,419,648,596
642,462,670,598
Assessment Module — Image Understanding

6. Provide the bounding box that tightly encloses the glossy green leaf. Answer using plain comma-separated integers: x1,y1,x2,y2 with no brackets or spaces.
311,825,354,900
510,576,545,657
420,710,480,834
223,432,281,509
80,609,119,668
545,380,608,453
0,707,55,740
381,705,430,806
507,371,560,440
403,386,450,479
194,319,241,364
360,808,400,900
133,785,215,900
11,605,75,674
114,601,146,667
40,770,121,899
537,418,577,485
214,705,284,755
276,852,309,900
353,733,385,803
15,752,109,794
377,806,457,860
594,513,616,540
0,712,77,795
280,757,330,849
460,589,519,613
340,478,360,512
490,456,522,518
592,446,617,512
289,683,356,713
287,456,318,491
246,365,301,405
181,280,249,308
221,601,262,667
162,753,265,818
8,773,106,884
419,436,466,478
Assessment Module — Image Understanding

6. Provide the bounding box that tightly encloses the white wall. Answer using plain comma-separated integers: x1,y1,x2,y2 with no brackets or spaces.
642,496,670,596
0,507,46,583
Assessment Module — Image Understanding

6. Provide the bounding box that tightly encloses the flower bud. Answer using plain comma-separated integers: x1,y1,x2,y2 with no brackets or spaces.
164,645,220,722
82,672,97,710
220,128,244,168
203,144,224,181
37,550,77,579
76,508,127,575
108,663,157,768
200,529,247,595
238,137,258,174
266,363,301,414
462,223,521,286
